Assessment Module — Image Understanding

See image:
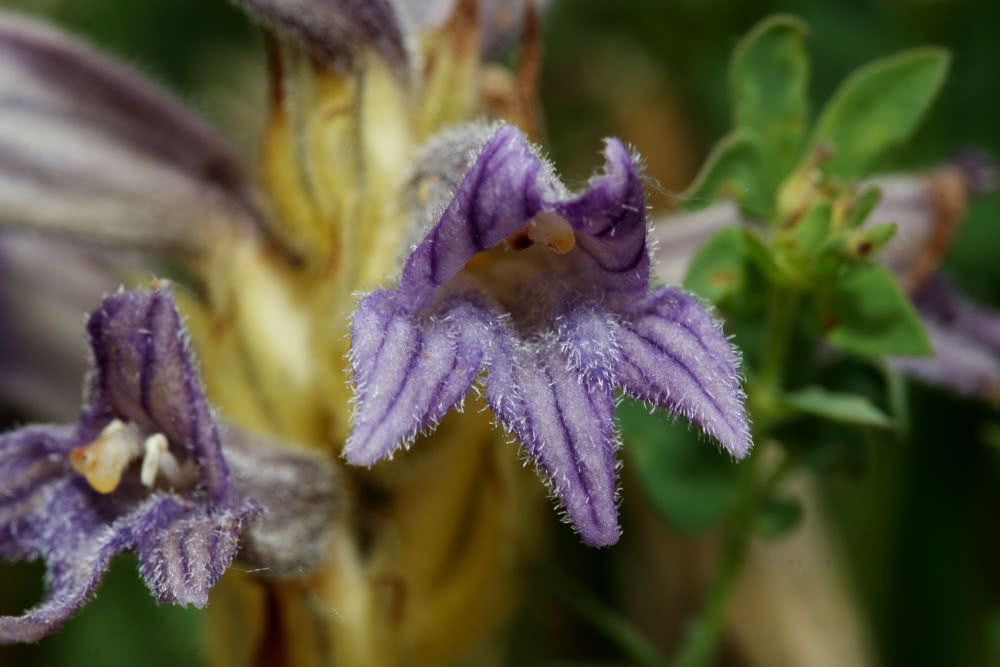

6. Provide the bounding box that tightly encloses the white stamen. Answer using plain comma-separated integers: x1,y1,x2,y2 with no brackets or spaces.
140,433,168,487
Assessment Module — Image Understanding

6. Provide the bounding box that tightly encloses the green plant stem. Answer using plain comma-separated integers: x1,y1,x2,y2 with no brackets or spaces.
538,564,671,667
756,289,801,418
668,450,794,667
669,289,802,667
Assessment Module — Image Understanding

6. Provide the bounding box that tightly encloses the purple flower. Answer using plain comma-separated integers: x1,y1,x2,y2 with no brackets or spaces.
346,124,750,546
0,285,259,642
893,277,1000,404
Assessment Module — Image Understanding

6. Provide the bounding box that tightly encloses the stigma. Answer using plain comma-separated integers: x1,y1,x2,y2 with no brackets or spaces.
505,211,576,254
70,419,191,494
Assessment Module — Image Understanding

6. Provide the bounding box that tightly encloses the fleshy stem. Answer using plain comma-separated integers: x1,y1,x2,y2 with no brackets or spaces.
669,288,801,667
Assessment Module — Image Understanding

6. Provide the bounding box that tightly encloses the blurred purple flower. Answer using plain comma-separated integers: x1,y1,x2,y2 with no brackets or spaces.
347,124,750,546
893,276,1000,403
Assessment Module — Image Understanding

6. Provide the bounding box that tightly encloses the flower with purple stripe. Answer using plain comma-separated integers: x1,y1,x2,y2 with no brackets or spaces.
346,124,750,547
0,285,258,642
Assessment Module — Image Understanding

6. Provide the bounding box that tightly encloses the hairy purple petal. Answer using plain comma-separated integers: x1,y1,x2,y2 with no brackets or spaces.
134,496,255,607
489,345,620,546
345,290,487,464
84,287,231,501
237,0,413,81
615,286,750,457
0,10,260,252
0,468,124,643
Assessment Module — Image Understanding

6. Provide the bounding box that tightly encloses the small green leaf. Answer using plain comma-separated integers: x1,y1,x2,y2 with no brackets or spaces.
682,130,774,218
789,199,832,254
827,263,933,357
729,15,810,173
683,226,785,310
844,185,882,229
852,222,897,258
809,48,950,181
621,399,739,534
754,496,803,538
783,385,893,428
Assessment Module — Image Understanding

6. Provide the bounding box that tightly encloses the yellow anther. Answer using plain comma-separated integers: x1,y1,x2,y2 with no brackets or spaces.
504,211,576,254
69,419,142,494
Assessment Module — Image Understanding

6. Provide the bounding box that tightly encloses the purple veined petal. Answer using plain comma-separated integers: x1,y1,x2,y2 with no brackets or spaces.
84,286,231,502
0,10,261,253
397,124,647,313
554,138,648,293
400,122,497,255
615,286,750,458
0,420,259,641
487,343,620,547
237,0,414,82
344,289,488,465
0,425,79,556
133,495,258,607
0,477,126,643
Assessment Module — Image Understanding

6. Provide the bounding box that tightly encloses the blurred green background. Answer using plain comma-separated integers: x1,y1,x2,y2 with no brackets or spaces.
0,0,998,665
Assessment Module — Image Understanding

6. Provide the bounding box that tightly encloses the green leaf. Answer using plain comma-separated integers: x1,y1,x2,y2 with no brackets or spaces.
827,263,933,357
783,385,893,428
682,130,774,218
844,185,882,229
621,399,739,534
754,496,803,538
852,222,897,258
683,226,785,310
729,15,810,173
809,48,950,181
790,199,832,254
